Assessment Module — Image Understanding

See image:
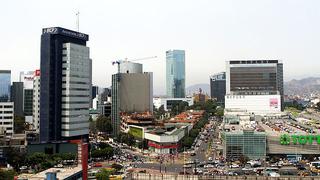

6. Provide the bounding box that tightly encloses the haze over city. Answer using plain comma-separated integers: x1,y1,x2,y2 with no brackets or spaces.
1,0,320,95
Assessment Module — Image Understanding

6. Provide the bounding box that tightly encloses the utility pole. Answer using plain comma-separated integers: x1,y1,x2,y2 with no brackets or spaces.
76,11,80,32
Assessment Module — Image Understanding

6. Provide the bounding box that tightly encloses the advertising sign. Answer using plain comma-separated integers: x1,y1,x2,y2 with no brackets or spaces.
270,98,278,108
280,134,320,145
128,126,143,139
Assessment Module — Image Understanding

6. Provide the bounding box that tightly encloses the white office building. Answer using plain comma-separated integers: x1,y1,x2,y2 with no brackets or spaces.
32,70,40,132
0,102,14,137
61,43,91,137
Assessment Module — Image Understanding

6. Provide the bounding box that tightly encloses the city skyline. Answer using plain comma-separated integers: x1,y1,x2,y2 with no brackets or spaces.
1,0,320,95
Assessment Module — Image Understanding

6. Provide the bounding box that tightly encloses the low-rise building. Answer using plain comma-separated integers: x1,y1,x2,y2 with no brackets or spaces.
144,124,191,154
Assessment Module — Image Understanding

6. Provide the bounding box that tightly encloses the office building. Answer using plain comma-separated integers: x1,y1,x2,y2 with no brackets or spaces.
0,70,11,102
91,86,99,100
166,50,185,98
11,82,24,116
20,71,34,117
111,62,153,136
225,60,284,113
210,72,226,105
0,102,14,137
32,70,40,132
40,27,91,142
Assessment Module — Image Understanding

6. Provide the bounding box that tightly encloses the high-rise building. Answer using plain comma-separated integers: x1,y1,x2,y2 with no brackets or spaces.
40,27,91,142
20,71,34,117
91,86,99,100
225,60,284,113
210,72,226,105
11,82,24,117
32,70,40,132
166,50,185,98
111,62,153,136
0,102,14,137
0,70,11,102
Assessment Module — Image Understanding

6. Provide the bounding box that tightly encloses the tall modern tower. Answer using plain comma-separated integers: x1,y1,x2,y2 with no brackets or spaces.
210,72,226,106
166,50,185,98
0,70,11,102
40,27,91,142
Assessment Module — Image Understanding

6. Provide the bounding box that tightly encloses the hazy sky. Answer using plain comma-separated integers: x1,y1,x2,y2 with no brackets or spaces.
1,0,320,95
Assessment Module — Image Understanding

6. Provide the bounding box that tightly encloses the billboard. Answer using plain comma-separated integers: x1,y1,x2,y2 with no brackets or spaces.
128,126,143,139
269,98,279,108
20,71,34,89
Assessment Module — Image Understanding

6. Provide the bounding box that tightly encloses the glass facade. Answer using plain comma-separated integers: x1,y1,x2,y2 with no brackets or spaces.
166,50,185,98
24,89,33,116
0,70,11,102
111,74,120,136
210,72,226,105
222,130,266,160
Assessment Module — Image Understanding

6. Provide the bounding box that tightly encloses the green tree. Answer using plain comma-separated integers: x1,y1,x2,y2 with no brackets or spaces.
96,168,114,180
0,169,16,180
96,115,112,133
14,115,25,133
182,136,194,148
216,107,224,117
5,147,26,171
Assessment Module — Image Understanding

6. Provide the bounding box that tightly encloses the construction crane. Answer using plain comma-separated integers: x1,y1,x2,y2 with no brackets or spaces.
111,56,157,74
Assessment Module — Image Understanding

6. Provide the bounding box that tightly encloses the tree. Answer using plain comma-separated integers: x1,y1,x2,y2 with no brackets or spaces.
14,116,25,134
96,168,114,180
182,136,194,148
216,107,224,117
0,169,16,180
239,155,250,165
5,147,26,171
96,115,112,133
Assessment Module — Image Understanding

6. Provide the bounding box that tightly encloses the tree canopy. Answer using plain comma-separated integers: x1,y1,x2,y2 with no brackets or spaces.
96,115,112,133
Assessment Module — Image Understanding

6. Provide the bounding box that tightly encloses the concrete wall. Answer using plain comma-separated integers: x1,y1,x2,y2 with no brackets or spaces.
120,73,153,113
225,95,281,114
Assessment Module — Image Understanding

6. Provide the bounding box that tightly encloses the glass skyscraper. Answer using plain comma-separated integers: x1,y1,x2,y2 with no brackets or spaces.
0,70,11,102
166,50,185,98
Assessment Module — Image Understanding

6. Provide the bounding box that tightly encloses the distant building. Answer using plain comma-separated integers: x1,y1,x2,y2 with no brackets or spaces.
40,27,91,142
153,97,194,111
11,82,24,117
0,102,14,137
0,70,11,102
111,62,153,136
166,50,185,98
32,70,40,132
91,86,99,100
210,72,226,105
225,60,284,114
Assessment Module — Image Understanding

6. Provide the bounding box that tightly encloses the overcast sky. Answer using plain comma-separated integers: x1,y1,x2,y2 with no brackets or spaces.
1,0,320,95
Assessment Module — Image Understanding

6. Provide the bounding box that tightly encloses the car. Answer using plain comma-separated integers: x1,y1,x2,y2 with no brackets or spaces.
230,164,240,168
190,151,196,156
183,164,192,168
93,163,103,167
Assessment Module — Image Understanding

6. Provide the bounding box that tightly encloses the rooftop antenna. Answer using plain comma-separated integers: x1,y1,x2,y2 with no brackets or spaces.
76,11,80,32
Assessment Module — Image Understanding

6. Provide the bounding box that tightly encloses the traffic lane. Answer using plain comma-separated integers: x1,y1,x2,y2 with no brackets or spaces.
133,163,184,173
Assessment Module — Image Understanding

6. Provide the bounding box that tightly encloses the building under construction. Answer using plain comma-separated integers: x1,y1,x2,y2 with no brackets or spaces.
111,61,153,136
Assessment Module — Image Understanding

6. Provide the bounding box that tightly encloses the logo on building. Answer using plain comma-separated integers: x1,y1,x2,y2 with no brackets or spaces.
270,98,278,108
280,134,320,145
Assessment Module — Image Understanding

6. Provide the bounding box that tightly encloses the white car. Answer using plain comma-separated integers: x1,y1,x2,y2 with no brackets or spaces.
230,164,240,168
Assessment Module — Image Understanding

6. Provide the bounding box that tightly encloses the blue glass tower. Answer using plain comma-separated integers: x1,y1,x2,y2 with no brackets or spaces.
166,50,185,98
0,70,11,102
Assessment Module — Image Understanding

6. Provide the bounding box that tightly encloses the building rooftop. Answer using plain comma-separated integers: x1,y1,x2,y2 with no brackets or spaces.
18,166,82,180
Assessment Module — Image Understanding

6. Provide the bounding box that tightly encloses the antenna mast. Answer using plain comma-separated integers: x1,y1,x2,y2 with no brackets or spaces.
76,11,80,32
